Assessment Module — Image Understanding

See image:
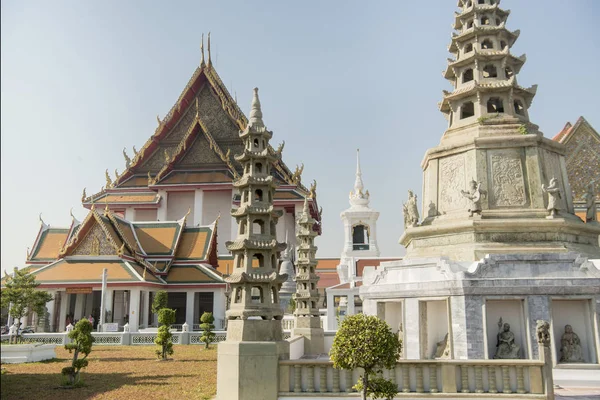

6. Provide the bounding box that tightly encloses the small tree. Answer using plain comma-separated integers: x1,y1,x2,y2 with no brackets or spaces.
154,308,175,360
330,314,402,400
151,290,168,317
199,312,215,349
1,268,52,342
62,319,94,385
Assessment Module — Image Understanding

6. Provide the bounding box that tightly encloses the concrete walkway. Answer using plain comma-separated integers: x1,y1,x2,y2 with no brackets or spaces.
555,386,600,400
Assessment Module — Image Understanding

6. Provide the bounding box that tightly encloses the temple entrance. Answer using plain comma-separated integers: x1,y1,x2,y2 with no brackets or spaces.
195,292,214,325
168,292,187,325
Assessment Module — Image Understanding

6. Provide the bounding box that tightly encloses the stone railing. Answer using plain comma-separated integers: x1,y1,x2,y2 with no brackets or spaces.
279,359,547,397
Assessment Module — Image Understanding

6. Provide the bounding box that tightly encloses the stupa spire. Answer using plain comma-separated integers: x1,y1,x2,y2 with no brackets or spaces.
349,148,369,207
248,87,264,128
439,0,538,138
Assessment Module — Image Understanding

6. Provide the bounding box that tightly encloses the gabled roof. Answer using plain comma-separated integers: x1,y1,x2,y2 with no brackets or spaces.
28,227,69,262
174,226,214,261
552,117,599,145
165,264,224,284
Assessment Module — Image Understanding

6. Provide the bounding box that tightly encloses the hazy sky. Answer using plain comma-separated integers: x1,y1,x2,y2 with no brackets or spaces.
2,0,599,273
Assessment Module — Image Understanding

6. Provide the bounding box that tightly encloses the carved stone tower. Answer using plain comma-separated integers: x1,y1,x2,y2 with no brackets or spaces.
278,232,296,313
400,0,600,261
217,88,289,400
292,197,324,354
338,149,380,282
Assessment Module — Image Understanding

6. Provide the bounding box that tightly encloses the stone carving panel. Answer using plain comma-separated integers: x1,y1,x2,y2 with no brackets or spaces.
488,149,527,207
180,135,224,166
439,154,466,213
72,224,115,256
138,145,178,172
165,104,196,143
564,129,600,202
196,84,240,141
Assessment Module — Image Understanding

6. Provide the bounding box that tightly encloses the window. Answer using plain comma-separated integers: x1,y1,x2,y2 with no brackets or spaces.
505,66,514,79
234,288,242,303
487,97,504,113
255,163,263,174
251,287,262,304
481,16,490,25
514,100,525,116
481,39,493,49
483,64,498,78
478,0,485,4
253,138,259,148
352,224,369,250
500,41,507,50
252,219,265,234
252,254,264,268
463,68,474,83
467,20,474,29
461,102,475,119
465,43,474,53
254,189,263,201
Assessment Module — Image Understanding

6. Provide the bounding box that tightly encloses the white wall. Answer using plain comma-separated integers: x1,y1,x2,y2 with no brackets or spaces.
202,190,233,255
167,191,194,221
425,300,449,359
485,299,528,359
551,299,597,364
135,209,158,221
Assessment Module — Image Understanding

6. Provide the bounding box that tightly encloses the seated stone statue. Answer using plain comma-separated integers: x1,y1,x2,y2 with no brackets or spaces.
560,325,584,363
434,333,450,359
493,323,520,359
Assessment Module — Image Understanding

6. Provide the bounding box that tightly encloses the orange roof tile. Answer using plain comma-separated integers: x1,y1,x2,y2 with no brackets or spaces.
175,228,212,260
102,193,159,203
552,122,573,143
315,258,340,270
129,263,161,283
133,223,181,255
216,257,234,276
33,260,139,283
274,191,303,200
120,176,151,188
166,265,222,284
111,216,141,254
356,258,402,277
31,229,69,261
316,272,340,289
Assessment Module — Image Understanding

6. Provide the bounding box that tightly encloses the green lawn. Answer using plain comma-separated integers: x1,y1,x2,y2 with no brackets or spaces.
1,345,217,400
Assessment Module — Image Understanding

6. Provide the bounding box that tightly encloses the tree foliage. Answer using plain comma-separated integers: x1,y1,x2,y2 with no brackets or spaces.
62,319,95,385
199,312,215,349
1,268,52,341
154,308,175,360
330,314,402,400
151,290,168,316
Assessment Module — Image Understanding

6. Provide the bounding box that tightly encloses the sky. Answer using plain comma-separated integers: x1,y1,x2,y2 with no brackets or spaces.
2,0,600,274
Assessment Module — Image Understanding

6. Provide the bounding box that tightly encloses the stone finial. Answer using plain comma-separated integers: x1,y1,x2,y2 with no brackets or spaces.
349,149,370,206
123,323,130,333
200,33,205,66
248,87,264,128
182,322,189,332
207,32,212,66
66,323,74,332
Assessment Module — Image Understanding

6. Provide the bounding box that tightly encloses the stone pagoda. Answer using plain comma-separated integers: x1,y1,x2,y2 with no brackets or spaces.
400,0,600,261
292,197,324,355
216,88,289,400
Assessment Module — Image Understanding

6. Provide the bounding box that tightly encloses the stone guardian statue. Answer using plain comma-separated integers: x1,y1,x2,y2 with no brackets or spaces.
493,322,520,359
460,179,486,217
541,177,563,218
403,190,420,228
560,324,584,363
582,181,597,222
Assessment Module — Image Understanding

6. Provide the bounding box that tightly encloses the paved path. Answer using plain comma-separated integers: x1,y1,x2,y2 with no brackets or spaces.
555,386,600,400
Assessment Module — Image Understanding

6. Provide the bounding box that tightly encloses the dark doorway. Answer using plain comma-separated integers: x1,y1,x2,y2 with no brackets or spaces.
167,292,187,325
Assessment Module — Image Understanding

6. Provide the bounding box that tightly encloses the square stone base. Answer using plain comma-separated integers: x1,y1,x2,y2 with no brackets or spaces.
217,341,282,400
292,327,325,355
226,319,284,342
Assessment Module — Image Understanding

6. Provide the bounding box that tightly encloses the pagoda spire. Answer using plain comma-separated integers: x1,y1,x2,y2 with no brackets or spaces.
248,87,264,128
439,0,538,136
349,148,369,207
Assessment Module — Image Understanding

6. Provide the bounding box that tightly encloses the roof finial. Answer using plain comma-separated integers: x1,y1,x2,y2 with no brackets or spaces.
39,213,46,226
207,32,212,66
70,208,75,219
200,33,205,66
104,197,110,215
248,87,264,128
354,148,364,194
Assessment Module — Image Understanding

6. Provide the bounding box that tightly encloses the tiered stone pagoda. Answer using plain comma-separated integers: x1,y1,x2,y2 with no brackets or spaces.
400,0,600,261
292,197,324,354
216,88,289,400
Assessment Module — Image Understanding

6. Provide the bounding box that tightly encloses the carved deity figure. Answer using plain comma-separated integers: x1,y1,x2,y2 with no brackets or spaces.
536,320,550,346
541,177,563,217
582,181,597,222
403,190,420,228
494,323,520,359
560,325,584,363
461,180,486,217
434,333,451,359
427,201,439,218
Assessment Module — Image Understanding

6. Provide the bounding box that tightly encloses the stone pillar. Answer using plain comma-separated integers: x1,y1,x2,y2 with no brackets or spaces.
194,189,204,226
45,291,56,332
125,208,135,220
142,291,149,328
464,296,485,359
213,289,226,329
449,296,468,359
527,296,551,360
327,291,336,330
58,291,69,332
186,291,195,327
404,298,420,359
105,289,114,323
128,289,141,332
84,293,93,318
347,293,356,316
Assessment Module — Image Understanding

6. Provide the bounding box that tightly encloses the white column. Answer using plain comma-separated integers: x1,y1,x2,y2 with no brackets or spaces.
125,207,135,220
84,293,93,318
58,292,69,332
347,292,356,316
186,291,195,327
404,298,420,359
194,189,204,226
105,289,114,323
213,289,226,328
327,291,336,330
128,289,141,332
142,291,149,328
157,190,168,221
74,294,85,320
45,291,56,332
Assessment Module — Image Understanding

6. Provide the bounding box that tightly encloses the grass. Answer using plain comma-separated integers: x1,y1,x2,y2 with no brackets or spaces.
1,345,217,400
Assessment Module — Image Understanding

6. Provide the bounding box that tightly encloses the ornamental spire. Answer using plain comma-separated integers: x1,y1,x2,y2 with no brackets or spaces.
248,87,264,128
349,149,369,207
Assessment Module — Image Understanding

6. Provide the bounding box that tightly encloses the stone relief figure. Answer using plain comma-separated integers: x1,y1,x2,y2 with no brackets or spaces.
560,325,584,363
582,181,597,222
460,179,487,217
434,333,451,359
403,190,420,228
427,201,440,218
541,177,563,217
536,320,550,346
494,322,520,359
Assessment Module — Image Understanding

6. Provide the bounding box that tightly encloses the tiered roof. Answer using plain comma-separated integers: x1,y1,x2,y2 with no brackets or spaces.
22,208,223,288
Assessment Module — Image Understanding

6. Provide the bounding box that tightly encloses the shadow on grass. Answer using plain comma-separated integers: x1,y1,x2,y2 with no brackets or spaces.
1,372,200,400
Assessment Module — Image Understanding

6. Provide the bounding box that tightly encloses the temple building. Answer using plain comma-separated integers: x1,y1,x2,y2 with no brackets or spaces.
361,0,600,370
552,117,600,223
5,37,321,333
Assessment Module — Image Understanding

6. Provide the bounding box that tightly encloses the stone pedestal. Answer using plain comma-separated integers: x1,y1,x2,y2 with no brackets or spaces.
216,342,282,400
292,316,324,355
